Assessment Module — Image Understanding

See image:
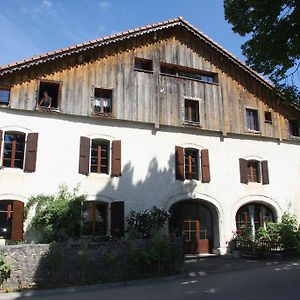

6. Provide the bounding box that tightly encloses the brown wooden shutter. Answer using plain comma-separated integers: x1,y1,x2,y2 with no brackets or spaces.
239,158,248,184
175,146,184,181
11,200,24,241
261,160,270,185
0,129,3,163
24,133,38,172
79,136,90,175
111,140,121,177
110,201,124,238
201,149,211,183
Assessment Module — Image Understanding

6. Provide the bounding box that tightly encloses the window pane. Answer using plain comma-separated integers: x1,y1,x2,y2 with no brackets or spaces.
90,140,109,174
0,89,10,105
184,100,199,123
246,109,259,131
94,89,112,114
184,148,199,180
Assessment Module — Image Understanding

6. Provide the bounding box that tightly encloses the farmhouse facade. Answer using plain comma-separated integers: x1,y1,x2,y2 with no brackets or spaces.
0,18,299,254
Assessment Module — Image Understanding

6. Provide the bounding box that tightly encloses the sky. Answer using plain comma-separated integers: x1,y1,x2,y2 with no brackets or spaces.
0,0,248,67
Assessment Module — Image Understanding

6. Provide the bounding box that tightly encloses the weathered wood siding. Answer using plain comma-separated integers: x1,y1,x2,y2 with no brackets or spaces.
1,29,299,141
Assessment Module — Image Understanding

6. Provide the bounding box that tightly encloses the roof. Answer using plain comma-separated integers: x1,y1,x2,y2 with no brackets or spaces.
0,17,273,90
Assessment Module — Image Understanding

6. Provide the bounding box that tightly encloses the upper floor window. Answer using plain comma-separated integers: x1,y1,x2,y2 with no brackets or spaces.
2,132,26,169
134,58,153,72
93,88,112,115
289,120,300,137
239,158,269,184
264,111,272,124
79,137,121,177
160,63,218,84
0,88,10,106
175,146,210,182
90,139,109,174
184,99,199,124
37,80,60,109
184,148,199,180
247,160,260,183
0,130,38,172
246,108,259,131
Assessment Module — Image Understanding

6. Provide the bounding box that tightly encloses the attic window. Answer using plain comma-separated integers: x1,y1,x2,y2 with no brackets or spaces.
37,81,60,109
160,63,217,83
264,111,272,124
289,120,300,137
0,88,10,106
134,58,153,72
93,88,112,114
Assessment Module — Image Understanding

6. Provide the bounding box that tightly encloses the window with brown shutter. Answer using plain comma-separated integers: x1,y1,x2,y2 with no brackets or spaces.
184,148,199,180
110,201,124,238
90,139,109,174
81,201,108,236
247,160,261,183
175,146,184,181
239,158,248,184
111,140,121,177
261,160,270,185
2,131,26,169
11,200,24,241
201,149,210,183
79,136,90,175
24,133,38,172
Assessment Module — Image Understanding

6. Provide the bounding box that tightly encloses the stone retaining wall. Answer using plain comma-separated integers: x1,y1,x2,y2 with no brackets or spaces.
0,238,183,290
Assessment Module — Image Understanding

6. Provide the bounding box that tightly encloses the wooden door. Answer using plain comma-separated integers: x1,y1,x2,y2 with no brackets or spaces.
183,220,209,254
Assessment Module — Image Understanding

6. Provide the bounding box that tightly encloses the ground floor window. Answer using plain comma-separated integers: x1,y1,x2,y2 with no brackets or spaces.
236,203,275,235
81,202,108,236
0,201,13,239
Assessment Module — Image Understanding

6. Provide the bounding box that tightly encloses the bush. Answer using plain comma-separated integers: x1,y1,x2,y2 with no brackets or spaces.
0,251,11,288
126,206,170,239
25,185,86,243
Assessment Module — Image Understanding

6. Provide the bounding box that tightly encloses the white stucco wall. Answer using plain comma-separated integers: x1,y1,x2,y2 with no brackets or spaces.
0,109,300,253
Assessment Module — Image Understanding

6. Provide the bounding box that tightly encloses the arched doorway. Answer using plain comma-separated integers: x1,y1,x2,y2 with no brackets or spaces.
235,203,276,237
169,200,218,254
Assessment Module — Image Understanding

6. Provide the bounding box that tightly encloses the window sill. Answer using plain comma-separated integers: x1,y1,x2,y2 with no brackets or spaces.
92,112,114,118
35,106,60,113
160,72,218,85
134,68,153,74
184,121,201,127
246,130,261,135
0,167,24,174
0,103,9,107
88,172,110,178
289,135,300,140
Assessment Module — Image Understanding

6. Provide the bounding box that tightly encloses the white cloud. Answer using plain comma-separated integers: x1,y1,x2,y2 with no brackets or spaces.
99,1,111,10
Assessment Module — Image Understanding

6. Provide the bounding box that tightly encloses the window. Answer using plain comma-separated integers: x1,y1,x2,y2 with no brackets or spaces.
264,111,272,124
160,63,217,83
90,139,109,174
37,81,60,109
184,148,199,180
0,200,24,241
246,108,259,131
239,159,269,185
175,146,210,182
0,88,10,105
134,58,153,72
2,132,26,169
289,120,300,137
184,99,199,123
93,88,112,114
247,160,260,183
236,203,275,234
82,202,108,236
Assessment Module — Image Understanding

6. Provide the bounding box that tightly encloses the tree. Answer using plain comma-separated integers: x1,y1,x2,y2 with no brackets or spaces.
25,185,85,242
224,0,300,106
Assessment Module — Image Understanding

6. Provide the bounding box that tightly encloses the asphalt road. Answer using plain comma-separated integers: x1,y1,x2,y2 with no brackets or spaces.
2,260,300,300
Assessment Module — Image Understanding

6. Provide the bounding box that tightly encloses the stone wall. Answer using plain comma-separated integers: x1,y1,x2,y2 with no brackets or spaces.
0,238,183,290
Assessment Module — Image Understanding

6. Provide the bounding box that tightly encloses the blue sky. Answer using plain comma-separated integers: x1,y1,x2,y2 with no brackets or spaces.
0,0,247,67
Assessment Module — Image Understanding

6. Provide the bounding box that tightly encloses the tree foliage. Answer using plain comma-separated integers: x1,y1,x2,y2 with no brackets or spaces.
224,0,300,105
25,185,85,243
126,206,170,239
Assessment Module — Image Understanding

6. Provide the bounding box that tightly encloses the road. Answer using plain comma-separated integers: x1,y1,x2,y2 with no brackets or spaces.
2,259,300,300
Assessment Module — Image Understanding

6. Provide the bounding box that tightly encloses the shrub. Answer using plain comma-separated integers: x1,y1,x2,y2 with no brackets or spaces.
126,206,170,239
25,185,86,243
0,251,11,288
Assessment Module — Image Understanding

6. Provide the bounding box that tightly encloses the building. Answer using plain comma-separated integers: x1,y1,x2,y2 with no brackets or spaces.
0,18,299,254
